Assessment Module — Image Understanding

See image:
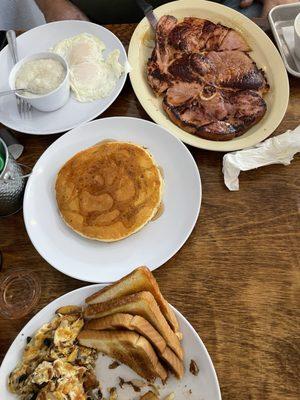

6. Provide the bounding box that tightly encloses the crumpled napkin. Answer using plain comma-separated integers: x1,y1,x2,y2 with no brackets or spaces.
222,126,300,191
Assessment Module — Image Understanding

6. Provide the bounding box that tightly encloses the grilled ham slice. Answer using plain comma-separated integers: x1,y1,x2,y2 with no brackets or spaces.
168,51,268,92
146,15,269,141
163,82,266,140
147,16,252,96
167,17,250,53
147,15,177,95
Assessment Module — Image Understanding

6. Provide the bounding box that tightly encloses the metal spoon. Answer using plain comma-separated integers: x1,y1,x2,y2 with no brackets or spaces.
0,88,39,97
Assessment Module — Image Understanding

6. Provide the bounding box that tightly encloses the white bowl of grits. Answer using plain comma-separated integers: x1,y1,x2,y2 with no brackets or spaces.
9,52,70,112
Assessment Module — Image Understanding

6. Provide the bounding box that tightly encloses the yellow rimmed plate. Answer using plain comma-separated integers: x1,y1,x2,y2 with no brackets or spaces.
128,0,289,151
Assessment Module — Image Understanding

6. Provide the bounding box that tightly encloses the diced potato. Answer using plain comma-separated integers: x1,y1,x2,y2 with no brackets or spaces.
55,305,82,315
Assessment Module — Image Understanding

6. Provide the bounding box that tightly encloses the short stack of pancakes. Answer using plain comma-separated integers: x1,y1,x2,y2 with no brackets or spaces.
55,141,163,241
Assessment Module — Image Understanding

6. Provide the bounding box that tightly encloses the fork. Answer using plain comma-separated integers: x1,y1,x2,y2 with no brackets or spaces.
6,30,32,119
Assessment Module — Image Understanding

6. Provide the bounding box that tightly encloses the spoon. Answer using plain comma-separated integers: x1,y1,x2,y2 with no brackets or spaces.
0,88,39,97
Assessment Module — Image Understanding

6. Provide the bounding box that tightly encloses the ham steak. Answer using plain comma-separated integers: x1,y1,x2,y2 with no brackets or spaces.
168,51,268,92
147,15,269,141
163,82,266,140
167,17,250,53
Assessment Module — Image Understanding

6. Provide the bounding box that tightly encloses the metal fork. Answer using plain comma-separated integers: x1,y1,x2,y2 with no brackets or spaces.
6,30,32,119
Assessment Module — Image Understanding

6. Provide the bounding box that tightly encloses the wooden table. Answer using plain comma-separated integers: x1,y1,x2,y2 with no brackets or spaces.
0,23,299,400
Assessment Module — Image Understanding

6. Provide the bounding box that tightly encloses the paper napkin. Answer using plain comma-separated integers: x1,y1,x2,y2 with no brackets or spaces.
222,126,300,191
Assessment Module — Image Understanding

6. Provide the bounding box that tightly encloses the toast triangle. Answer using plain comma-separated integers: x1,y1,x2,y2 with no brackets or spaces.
85,313,184,378
84,291,183,360
85,267,179,334
78,329,167,382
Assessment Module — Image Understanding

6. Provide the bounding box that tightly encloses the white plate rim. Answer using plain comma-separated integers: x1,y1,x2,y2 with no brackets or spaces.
23,116,202,283
128,0,290,152
0,20,128,135
0,283,222,400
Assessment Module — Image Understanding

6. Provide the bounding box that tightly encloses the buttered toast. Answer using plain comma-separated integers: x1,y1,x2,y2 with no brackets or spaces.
84,291,183,360
85,267,180,334
85,313,184,378
78,330,167,382
86,313,166,353
82,266,185,382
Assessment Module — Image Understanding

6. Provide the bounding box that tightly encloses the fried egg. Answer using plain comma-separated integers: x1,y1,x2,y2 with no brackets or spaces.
52,33,124,102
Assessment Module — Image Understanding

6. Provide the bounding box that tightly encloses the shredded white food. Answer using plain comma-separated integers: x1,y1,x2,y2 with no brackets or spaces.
15,58,65,96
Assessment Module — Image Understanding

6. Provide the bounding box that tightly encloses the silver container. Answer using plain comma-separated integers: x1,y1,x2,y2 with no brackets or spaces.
269,3,300,78
0,138,27,216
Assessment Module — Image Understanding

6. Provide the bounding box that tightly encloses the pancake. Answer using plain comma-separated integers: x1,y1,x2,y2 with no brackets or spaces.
55,141,163,242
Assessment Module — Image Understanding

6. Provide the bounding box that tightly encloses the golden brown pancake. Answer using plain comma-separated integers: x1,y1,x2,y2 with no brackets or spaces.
55,141,163,242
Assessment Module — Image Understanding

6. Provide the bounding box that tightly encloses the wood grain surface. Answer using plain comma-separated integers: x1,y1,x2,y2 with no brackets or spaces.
0,23,300,400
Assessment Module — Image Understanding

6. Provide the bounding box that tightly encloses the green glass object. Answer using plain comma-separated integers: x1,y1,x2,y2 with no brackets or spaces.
0,155,4,173
0,142,5,174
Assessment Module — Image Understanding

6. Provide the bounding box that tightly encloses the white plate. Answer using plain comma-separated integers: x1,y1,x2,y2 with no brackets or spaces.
128,0,289,151
23,117,201,283
0,20,127,134
0,284,221,400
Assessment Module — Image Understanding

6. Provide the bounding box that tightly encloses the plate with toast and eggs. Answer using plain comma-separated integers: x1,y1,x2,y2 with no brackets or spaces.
0,267,221,400
23,117,201,283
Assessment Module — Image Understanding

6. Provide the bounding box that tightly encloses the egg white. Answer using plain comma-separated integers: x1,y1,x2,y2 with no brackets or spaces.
52,33,124,102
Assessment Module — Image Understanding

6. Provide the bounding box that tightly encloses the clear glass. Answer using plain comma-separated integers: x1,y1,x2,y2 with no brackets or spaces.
0,270,41,319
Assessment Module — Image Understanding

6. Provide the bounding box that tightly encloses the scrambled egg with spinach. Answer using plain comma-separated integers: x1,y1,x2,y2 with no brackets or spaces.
8,306,99,400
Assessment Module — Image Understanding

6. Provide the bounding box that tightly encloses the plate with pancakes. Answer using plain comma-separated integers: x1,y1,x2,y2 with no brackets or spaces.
0,267,221,400
24,117,201,283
